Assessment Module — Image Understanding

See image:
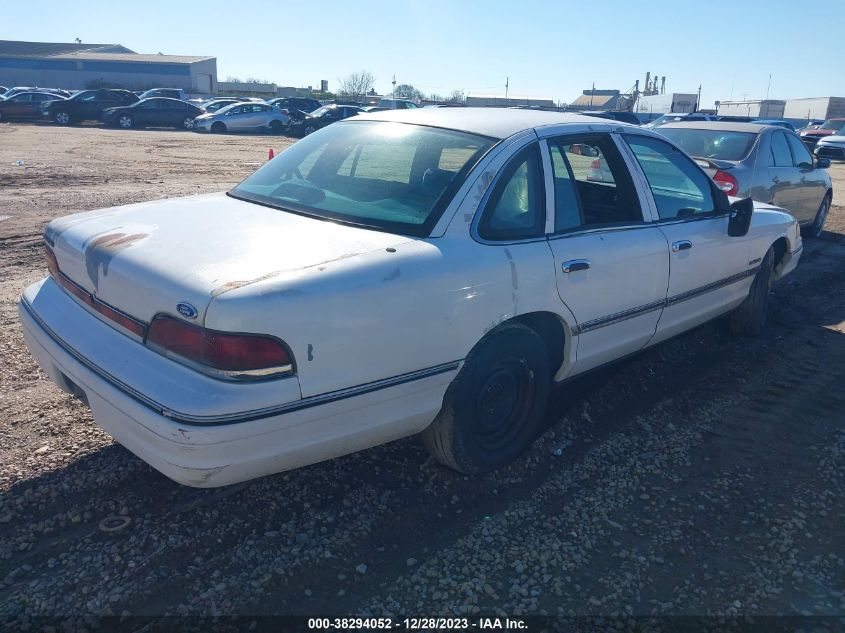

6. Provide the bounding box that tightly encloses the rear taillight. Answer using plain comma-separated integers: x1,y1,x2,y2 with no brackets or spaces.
44,243,147,337
145,315,293,380
713,170,739,196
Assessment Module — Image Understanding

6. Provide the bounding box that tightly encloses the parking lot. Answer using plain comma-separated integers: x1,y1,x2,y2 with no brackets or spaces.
1,123,844,625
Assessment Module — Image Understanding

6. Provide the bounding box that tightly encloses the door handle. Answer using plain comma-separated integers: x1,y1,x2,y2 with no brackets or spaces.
672,240,693,252
771,176,780,184
561,259,591,273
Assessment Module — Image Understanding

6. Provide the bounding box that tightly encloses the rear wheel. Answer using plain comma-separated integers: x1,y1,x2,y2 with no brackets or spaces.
211,122,226,134
803,193,831,239
421,322,551,474
118,115,134,129
730,247,774,336
303,123,317,136
269,120,284,134
181,116,195,130
54,111,71,125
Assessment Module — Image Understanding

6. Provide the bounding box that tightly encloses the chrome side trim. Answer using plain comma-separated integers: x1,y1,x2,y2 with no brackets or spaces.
571,268,758,335
21,298,461,427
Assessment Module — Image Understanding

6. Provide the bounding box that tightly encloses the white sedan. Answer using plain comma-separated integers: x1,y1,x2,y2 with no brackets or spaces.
20,109,803,487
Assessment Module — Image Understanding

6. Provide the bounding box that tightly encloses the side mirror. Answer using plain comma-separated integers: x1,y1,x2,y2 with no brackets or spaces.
816,157,831,169
728,197,753,237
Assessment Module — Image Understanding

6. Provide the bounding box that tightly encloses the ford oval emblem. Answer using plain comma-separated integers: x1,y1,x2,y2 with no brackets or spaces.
176,302,198,319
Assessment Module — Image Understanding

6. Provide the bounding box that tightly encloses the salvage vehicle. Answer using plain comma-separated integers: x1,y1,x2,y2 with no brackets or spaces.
193,102,289,134
799,118,845,148
101,98,205,130
287,103,363,136
41,89,139,125
658,122,832,237
0,91,65,121
814,132,845,161
20,109,803,487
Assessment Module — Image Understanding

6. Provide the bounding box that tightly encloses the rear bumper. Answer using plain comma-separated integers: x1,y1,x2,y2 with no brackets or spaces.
19,279,456,487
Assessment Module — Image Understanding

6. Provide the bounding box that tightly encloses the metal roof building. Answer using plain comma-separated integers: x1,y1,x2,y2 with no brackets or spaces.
0,40,217,93
568,89,627,111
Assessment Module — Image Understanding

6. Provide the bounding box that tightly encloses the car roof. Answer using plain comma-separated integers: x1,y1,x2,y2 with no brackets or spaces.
659,121,771,133
354,107,626,139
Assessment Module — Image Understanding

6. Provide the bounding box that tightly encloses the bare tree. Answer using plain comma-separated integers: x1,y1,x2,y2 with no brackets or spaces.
394,84,424,101
448,89,466,104
337,71,375,101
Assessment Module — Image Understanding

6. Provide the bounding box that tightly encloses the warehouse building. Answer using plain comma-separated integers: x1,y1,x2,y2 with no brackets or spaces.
0,40,217,93
466,94,556,108
783,97,845,121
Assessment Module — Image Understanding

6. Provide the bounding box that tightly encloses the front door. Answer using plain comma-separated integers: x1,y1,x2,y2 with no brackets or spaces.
623,133,751,345
543,133,670,374
785,132,828,222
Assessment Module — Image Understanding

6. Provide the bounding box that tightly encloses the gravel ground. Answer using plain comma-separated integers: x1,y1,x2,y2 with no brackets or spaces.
1,123,844,630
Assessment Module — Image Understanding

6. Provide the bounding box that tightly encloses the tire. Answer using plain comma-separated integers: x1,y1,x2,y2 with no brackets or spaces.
0,111,3,122
730,247,774,337
118,115,134,129
421,322,551,474
303,124,317,136
211,122,226,134
803,193,831,239
54,111,71,125
181,117,195,130
269,120,284,134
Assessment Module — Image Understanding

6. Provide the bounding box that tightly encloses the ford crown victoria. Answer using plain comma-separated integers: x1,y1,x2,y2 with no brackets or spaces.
20,109,802,487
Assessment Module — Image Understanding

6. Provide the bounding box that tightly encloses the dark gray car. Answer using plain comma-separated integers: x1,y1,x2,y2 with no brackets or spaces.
658,122,833,237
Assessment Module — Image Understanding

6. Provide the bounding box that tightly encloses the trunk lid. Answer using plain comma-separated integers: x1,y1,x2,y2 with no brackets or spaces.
46,192,411,324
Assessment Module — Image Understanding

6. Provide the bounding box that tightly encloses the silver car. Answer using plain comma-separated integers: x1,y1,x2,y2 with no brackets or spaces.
658,122,833,237
193,102,289,134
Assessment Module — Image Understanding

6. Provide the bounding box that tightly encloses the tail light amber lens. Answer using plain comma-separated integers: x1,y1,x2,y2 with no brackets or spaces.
145,315,293,380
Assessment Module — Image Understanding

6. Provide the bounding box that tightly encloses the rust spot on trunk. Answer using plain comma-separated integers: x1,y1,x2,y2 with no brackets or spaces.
83,232,147,290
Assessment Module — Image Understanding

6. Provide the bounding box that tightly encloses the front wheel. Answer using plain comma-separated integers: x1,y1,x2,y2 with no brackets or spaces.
303,124,317,136
118,115,134,129
210,122,226,134
181,116,195,130
803,194,831,239
421,322,551,474
54,111,71,125
729,247,774,336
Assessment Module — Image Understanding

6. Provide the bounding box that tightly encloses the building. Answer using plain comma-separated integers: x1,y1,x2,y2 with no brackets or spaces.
716,100,785,119
0,40,217,93
466,94,556,108
568,89,627,111
218,81,276,96
633,93,699,116
783,97,845,121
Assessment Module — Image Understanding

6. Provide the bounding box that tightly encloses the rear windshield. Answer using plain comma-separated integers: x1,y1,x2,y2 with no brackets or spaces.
658,128,757,161
231,121,494,236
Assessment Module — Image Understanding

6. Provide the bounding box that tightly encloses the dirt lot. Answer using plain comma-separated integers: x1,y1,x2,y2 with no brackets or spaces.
1,124,844,629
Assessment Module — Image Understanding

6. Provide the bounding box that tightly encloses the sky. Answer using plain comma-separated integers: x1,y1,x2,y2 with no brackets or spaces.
4,0,844,107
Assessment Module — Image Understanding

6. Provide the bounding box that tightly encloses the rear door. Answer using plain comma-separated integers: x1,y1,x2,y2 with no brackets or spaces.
543,133,670,373
622,133,751,344
785,131,828,221
136,99,162,125
766,130,804,217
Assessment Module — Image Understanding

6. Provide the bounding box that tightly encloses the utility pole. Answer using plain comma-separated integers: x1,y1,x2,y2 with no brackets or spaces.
392,75,396,98
765,74,772,100
505,76,509,101
697,84,701,112
589,81,595,110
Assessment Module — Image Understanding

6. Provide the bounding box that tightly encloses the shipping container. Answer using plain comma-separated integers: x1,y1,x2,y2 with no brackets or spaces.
633,93,698,116
716,100,785,118
783,97,845,121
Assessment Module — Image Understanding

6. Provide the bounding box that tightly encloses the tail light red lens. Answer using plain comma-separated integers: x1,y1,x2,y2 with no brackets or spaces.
713,170,739,196
145,315,293,379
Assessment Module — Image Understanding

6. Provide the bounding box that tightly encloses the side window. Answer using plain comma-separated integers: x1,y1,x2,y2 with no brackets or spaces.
786,133,813,168
770,132,793,167
479,145,545,240
548,134,642,229
626,135,718,220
